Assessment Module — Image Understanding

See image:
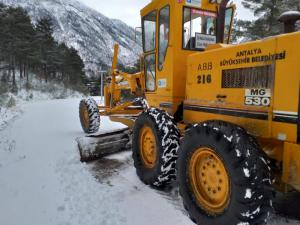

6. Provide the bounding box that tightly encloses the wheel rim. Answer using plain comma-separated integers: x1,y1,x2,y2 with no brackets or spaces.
139,126,157,168
189,148,230,215
80,104,89,130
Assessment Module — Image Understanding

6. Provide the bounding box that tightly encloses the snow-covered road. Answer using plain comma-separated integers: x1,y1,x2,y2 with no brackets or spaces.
0,99,299,225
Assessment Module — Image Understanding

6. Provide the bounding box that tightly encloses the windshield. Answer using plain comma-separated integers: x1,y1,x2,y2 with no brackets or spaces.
183,7,217,50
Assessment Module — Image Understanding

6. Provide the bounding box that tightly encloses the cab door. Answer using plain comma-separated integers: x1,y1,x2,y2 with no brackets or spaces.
156,5,172,110
142,10,157,93
142,5,171,109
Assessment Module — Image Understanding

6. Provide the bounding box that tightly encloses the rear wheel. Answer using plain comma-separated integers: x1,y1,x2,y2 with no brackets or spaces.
177,121,273,225
132,108,180,187
79,98,100,134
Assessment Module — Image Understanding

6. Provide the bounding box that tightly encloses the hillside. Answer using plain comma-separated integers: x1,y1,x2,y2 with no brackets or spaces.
0,0,142,74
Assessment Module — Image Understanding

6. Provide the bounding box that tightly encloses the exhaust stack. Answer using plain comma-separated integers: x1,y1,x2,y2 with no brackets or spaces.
279,11,300,33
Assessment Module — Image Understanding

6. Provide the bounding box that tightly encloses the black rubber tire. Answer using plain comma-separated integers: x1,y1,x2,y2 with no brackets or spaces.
79,98,100,134
132,108,180,187
177,120,273,225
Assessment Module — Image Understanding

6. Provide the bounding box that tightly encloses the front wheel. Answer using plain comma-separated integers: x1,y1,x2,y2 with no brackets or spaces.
132,108,180,187
177,121,273,225
79,98,100,134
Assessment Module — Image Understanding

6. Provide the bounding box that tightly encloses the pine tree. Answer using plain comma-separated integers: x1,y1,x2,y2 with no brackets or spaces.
0,3,86,93
0,4,7,61
34,17,56,82
280,0,300,12
231,19,252,42
240,0,300,40
12,7,35,81
242,0,283,38
64,47,85,85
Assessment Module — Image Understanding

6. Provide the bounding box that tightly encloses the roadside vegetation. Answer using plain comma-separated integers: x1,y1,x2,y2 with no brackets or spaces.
0,3,86,107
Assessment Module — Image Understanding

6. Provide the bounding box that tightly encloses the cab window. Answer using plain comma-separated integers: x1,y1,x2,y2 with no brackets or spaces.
158,5,170,71
143,11,157,52
183,7,217,50
145,54,156,91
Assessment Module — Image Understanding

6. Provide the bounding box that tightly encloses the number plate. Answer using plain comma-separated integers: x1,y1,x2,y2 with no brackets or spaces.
245,89,271,106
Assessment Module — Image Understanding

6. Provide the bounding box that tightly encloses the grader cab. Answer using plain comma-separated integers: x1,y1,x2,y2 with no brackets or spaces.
78,0,300,224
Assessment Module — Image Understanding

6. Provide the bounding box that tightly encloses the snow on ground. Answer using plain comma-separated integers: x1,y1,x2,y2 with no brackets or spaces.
0,98,300,225
0,103,20,131
0,75,84,131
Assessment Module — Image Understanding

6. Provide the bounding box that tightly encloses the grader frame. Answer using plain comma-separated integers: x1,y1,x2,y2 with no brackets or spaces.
98,44,144,120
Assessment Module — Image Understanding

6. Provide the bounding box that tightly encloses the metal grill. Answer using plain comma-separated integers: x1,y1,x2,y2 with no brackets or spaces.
222,65,273,88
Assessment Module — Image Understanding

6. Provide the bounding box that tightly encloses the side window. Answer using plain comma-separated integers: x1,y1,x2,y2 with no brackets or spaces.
183,8,191,48
158,5,170,71
143,11,157,53
145,54,156,92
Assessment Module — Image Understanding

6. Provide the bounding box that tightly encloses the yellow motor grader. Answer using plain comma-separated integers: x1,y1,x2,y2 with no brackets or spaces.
78,0,300,225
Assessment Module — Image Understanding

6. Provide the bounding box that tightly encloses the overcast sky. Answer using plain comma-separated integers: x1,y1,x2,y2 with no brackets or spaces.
78,0,254,27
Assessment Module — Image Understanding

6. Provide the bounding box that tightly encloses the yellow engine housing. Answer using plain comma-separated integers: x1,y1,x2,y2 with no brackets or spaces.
183,32,300,192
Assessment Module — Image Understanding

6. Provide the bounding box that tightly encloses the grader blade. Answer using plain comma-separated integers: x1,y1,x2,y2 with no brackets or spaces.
76,128,131,162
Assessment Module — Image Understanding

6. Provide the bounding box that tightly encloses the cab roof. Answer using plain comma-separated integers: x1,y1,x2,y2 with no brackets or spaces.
141,0,219,17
